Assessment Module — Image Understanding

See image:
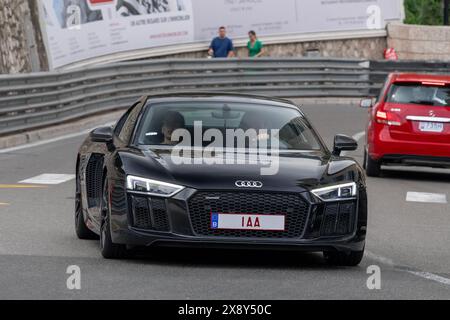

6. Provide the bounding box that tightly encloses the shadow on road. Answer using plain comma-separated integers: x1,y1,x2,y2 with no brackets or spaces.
125,247,351,271
380,167,450,183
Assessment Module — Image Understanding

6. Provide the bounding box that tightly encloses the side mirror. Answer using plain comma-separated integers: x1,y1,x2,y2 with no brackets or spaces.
360,98,373,109
333,135,358,156
91,126,113,143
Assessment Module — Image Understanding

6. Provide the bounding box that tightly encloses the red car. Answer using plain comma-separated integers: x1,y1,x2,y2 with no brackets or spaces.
361,73,450,177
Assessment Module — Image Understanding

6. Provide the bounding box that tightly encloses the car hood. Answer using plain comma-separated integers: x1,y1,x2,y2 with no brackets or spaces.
122,147,358,193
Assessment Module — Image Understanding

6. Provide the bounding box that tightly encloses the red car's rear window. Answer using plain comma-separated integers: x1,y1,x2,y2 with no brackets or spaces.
386,83,450,107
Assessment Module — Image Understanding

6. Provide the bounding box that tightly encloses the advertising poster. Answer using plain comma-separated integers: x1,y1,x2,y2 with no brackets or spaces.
295,0,403,33
38,0,403,69
191,0,297,41
193,0,403,40
40,0,194,68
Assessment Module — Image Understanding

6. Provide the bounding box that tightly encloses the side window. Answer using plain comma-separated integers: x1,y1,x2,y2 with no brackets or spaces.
118,101,143,143
377,77,391,103
114,110,132,136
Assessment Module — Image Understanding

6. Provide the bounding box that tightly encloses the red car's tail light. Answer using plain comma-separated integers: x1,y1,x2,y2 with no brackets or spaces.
376,111,401,126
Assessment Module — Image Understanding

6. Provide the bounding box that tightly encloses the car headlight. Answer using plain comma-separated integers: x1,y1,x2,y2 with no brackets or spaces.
311,182,357,201
126,175,184,197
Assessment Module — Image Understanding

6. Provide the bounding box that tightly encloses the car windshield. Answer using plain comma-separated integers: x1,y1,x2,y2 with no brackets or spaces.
387,83,450,106
135,102,323,151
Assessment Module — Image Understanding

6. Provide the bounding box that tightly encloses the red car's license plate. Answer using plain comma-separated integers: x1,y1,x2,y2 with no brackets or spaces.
419,122,444,133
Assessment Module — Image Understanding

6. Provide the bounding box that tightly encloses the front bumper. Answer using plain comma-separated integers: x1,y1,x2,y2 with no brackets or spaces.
109,184,367,253
118,230,365,252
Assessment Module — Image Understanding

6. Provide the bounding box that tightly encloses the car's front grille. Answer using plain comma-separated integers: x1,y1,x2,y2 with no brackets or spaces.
320,201,355,236
130,195,170,231
188,192,309,238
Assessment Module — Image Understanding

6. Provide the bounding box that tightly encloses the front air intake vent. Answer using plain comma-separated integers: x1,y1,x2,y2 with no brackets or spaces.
85,154,104,208
320,201,355,236
130,195,170,232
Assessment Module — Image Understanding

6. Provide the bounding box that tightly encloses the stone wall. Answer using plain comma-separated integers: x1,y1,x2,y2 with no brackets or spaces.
387,23,450,61
157,37,387,60
28,0,49,71
0,0,47,74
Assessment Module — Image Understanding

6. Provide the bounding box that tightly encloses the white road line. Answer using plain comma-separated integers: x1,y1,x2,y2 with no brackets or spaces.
406,271,450,286
406,192,447,204
352,131,366,142
19,174,75,185
342,131,365,156
0,122,115,154
364,250,395,267
365,250,450,287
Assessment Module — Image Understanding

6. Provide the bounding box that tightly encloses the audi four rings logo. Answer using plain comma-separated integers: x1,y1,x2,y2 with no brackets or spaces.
235,181,263,188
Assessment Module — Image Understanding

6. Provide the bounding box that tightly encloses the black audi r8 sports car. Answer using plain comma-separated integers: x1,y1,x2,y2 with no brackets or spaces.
75,93,367,266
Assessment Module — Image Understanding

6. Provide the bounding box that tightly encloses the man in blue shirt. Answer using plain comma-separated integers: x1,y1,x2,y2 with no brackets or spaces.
208,27,235,58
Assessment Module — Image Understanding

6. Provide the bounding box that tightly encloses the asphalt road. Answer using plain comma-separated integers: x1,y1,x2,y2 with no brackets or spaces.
0,102,449,300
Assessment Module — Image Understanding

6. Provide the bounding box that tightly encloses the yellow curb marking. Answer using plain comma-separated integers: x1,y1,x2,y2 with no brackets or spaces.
0,184,47,189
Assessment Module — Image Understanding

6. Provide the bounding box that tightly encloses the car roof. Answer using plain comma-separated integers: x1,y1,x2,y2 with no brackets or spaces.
142,92,300,110
390,73,450,84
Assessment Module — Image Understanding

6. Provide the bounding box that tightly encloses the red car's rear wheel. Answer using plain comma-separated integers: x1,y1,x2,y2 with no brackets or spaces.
364,149,381,177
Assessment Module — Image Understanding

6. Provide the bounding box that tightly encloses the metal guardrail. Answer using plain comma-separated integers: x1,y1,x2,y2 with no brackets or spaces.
0,58,448,136
368,60,450,96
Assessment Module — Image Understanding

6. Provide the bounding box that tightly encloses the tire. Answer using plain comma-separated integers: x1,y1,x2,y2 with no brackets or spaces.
323,248,365,267
100,178,127,259
75,169,98,240
364,149,381,177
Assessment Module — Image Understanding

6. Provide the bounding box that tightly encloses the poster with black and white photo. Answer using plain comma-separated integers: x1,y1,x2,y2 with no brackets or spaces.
40,0,194,68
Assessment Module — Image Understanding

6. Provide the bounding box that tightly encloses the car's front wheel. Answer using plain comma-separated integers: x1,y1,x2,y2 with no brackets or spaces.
364,149,381,177
100,178,128,259
323,248,365,267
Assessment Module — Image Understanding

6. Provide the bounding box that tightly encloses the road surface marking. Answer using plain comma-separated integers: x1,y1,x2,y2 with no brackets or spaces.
0,184,46,189
352,131,366,142
406,271,450,286
342,131,365,156
0,202,9,206
406,192,447,204
365,250,394,266
366,250,450,287
0,122,115,154
19,174,75,185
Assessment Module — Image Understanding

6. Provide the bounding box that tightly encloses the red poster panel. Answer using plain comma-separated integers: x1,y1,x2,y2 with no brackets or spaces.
88,0,115,6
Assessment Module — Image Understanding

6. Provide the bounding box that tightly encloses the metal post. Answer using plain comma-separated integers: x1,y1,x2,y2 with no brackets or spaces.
24,12,40,72
445,0,449,25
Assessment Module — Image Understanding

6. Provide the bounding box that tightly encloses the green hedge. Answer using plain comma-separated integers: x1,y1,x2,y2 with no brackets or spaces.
404,0,444,25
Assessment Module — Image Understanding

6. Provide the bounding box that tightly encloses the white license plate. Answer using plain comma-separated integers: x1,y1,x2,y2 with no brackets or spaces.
211,213,285,231
419,122,444,133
